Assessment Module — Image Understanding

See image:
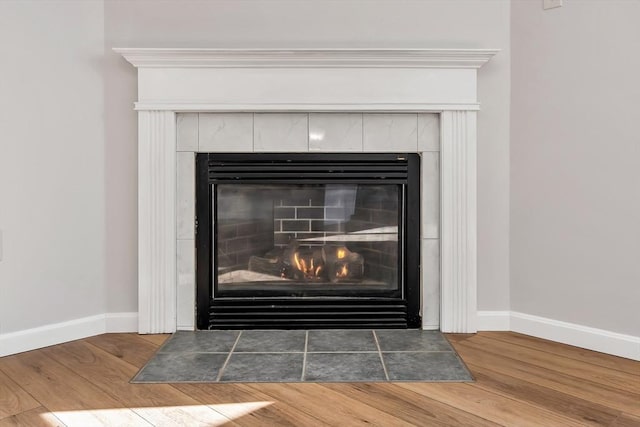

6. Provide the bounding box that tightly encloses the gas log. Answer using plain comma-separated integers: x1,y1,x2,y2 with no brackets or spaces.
247,241,364,283
322,245,364,283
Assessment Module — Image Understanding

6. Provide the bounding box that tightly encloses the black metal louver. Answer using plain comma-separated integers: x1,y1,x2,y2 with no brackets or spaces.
206,153,410,183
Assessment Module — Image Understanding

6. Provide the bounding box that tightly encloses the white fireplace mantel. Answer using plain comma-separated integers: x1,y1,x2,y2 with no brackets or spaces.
116,48,498,334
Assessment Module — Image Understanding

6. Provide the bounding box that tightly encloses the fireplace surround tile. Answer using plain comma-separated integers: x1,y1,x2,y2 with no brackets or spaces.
176,238,195,330
175,112,442,331
307,329,378,352
422,239,441,328
421,151,440,239
234,330,307,353
418,113,440,152
375,329,452,352
254,113,308,152
134,352,227,382
177,113,198,152
220,353,305,382
304,352,387,382
198,113,253,152
160,330,239,353
363,113,418,152
383,352,472,381
176,152,195,240
308,113,363,152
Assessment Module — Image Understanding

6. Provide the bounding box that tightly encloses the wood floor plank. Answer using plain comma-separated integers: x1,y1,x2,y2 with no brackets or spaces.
468,363,622,426
397,383,590,427
461,334,640,394
611,413,640,427
175,383,328,427
0,406,66,427
249,382,416,426
138,334,170,347
0,368,40,420
480,331,640,377
322,382,500,426
453,339,640,416
443,333,474,344
0,352,151,426
85,333,160,368
43,340,235,426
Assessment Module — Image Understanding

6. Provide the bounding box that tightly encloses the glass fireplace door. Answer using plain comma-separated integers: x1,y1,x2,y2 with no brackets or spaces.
214,183,402,298
196,153,420,329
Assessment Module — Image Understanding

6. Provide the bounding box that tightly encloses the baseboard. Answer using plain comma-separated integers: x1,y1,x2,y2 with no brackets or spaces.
477,310,510,331
476,310,640,361
509,311,640,361
105,312,138,333
3,310,638,360
0,312,138,357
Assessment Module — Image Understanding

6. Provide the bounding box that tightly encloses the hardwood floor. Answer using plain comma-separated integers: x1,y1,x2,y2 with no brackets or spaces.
1,332,638,426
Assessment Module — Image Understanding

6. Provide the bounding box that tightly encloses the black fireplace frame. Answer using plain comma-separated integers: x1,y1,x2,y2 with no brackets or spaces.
196,153,421,329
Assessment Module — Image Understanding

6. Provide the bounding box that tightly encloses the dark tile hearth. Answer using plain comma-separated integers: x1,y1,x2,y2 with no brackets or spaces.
132,329,473,383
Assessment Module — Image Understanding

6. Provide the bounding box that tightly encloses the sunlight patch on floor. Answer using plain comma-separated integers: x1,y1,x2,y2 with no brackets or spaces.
41,401,274,426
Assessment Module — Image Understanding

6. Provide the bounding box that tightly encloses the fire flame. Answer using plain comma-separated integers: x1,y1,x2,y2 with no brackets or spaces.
294,251,323,278
337,248,346,259
336,264,349,278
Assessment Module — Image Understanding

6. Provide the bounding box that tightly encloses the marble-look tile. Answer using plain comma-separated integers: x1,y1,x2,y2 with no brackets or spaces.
220,353,303,382
254,113,308,152
176,152,195,240
308,113,363,152
422,239,440,329
176,239,195,330
383,352,472,381
421,151,440,239
133,352,228,382
177,113,198,151
198,113,253,152
363,113,417,152
375,330,453,352
418,113,440,151
307,329,377,352
159,330,239,353
304,353,386,382
234,330,306,353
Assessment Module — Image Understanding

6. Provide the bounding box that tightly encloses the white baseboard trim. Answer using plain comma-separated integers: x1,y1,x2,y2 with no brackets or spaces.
0,312,138,357
105,312,139,333
476,310,640,361
3,310,638,361
477,310,510,331
509,311,640,361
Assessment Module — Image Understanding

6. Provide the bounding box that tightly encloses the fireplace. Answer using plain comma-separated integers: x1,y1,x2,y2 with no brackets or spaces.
115,48,497,334
196,153,420,329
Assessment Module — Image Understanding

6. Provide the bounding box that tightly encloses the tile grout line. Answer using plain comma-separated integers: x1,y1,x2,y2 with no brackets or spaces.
215,331,242,382
372,330,390,381
301,330,309,381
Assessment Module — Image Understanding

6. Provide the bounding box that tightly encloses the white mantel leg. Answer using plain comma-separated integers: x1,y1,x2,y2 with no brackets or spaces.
138,110,177,333
440,111,478,333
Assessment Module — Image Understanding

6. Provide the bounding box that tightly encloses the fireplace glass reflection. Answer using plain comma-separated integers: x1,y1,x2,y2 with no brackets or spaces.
215,183,401,298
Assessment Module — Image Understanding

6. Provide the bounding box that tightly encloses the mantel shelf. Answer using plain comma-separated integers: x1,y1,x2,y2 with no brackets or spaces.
114,48,499,69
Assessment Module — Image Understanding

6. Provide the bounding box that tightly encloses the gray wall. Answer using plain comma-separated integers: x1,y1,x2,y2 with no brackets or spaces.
510,1,640,335
104,0,512,314
0,1,105,333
